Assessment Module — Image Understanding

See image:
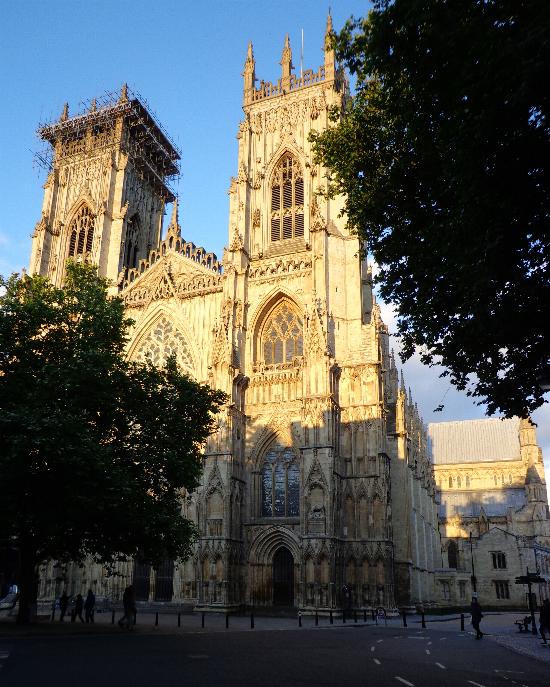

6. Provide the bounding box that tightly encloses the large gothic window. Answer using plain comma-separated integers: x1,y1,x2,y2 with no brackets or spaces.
134,316,194,375
270,154,304,241
261,300,303,365
261,447,300,517
67,205,95,259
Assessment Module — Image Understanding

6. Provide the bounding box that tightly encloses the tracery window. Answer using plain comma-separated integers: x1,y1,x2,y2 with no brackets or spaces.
261,300,303,365
68,205,95,259
270,153,304,242
261,447,300,517
134,316,194,374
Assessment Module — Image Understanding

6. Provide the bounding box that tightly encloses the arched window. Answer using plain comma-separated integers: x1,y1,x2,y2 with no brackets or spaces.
448,476,453,488
457,475,462,489
68,205,95,259
124,214,141,269
448,540,459,569
466,475,471,488
270,153,304,241
260,300,303,365
261,447,299,517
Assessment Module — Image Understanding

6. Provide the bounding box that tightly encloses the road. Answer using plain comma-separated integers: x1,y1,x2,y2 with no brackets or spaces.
0,625,548,687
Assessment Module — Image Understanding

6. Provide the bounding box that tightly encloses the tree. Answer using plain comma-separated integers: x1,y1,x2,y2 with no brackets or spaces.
311,0,550,416
0,263,225,623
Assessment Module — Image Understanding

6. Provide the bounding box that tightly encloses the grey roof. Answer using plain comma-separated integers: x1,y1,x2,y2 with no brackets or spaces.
438,488,526,518
428,418,520,465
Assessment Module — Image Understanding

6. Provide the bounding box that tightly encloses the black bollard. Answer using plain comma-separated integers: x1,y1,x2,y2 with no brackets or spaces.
343,609,346,623
155,612,159,627
201,612,205,628
226,613,229,629
421,612,426,629
251,611,254,629
364,609,367,623
178,612,181,628
330,610,333,624
51,602,56,623
371,609,376,621
460,613,465,632
111,609,115,625
402,611,407,628
354,610,358,623
315,611,319,626
298,612,302,627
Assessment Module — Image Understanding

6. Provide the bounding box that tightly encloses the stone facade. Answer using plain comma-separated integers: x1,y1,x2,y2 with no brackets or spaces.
430,418,550,607
31,20,440,612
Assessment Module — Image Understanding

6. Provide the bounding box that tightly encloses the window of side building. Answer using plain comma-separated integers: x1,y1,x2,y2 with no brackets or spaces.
491,552,507,569
494,580,510,599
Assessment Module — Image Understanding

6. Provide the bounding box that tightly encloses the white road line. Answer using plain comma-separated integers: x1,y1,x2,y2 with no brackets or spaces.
439,637,447,641
467,681,486,687
427,641,432,646
371,646,375,652
373,658,381,665
395,677,415,687
0,653,9,659
409,637,425,640
435,662,446,670
377,639,383,643
425,649,430,655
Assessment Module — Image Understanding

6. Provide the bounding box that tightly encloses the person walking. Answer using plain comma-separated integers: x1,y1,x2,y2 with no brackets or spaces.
59,591,69,622
84,589,95,623
470,596,483,639
118,585,136,630
539,598,550,645
73,593,85,622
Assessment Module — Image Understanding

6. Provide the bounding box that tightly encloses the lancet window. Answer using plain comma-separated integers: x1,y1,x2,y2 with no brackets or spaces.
134,316,194,375
270,153,304,241
67,205,95,259
261,447,300,517
260,300,303,365
124,214,141,269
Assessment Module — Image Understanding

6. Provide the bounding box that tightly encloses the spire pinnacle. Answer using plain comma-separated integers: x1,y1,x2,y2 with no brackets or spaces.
60,102,69,122
280,33,293,89
324,11,335,80
243,41,256,105
119,83,129,104
167,198,181,237
90,98,97,113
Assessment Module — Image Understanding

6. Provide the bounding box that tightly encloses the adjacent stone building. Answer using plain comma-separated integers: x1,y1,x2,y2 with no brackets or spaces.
430,418,550,607
31,19,441,612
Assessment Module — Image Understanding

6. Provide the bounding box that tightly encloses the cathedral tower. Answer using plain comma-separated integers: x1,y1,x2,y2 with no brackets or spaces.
30,85,180,289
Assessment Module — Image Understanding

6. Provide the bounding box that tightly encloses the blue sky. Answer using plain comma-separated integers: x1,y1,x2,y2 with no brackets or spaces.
1,0,549,484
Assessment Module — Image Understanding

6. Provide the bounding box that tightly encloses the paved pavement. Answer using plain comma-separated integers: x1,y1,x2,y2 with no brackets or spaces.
0,623,549,687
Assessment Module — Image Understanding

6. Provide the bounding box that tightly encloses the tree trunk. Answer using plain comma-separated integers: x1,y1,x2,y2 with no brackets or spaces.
16,543,38,625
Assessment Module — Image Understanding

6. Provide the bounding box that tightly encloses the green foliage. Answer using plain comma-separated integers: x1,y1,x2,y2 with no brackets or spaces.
0,262,225,620
311,0,550,416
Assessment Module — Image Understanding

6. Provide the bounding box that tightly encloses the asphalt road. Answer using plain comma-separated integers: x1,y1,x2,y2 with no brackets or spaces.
0,625,548,687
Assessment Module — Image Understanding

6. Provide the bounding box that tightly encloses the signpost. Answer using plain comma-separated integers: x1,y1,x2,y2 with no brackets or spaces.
515,569,544,636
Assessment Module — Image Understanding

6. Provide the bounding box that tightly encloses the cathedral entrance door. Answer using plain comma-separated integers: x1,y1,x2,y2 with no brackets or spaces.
272,546,294,606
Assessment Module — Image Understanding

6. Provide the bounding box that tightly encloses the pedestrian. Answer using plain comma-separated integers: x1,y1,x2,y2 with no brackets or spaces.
118,585,136,630
84,589,95,624
539,598,550,645
470,596,483,639
74,593,85,622
59,591,69,622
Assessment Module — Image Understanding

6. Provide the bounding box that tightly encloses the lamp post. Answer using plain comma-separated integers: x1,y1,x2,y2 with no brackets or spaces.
469,532,477,593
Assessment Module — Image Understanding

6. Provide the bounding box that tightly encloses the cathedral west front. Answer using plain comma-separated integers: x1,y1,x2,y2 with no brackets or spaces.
29,19,547,614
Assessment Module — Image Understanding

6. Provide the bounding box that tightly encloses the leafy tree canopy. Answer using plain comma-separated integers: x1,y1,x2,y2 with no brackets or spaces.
0,263,225,622
312,0,550,416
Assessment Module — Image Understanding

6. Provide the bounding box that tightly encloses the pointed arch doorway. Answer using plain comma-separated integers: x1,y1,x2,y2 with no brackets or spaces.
272,546,294,606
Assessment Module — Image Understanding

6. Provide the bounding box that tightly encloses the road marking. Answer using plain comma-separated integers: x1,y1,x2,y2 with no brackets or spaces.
409,636,425,640
435,662,446,670
425,649,430,655
0,653,9,660
370,646,375,652
439,637,447,641
394,677,415,687
373,658,381,665
467,681,486,687
427,641,432,646
377,639,383,643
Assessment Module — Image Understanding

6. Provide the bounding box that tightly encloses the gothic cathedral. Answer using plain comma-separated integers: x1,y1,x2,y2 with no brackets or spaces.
31,19,440,611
